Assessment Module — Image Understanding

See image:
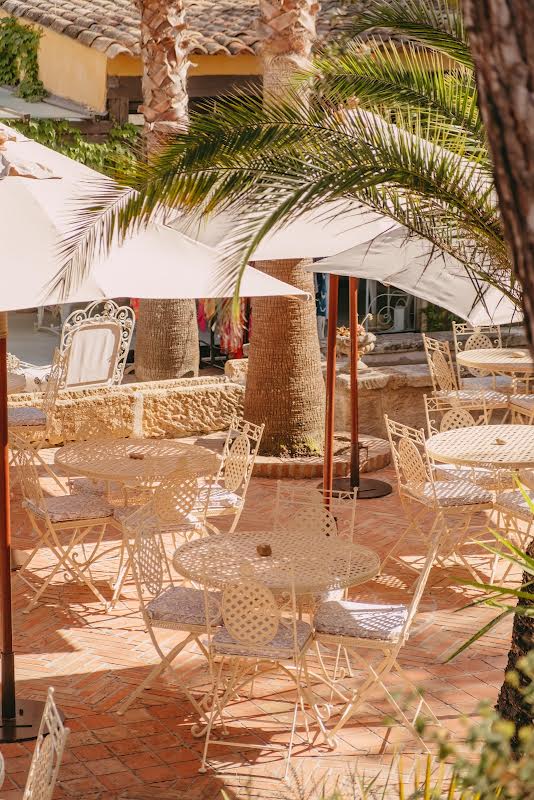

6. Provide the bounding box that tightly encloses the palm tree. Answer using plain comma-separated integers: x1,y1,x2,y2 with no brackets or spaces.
135,0,199,381
242,0,325,456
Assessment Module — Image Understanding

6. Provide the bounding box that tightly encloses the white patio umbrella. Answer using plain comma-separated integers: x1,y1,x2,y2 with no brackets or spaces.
315,226,520,327
309,226,520,503
0,123,306,742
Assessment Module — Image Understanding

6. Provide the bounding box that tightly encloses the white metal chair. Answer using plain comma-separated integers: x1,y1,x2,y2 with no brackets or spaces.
197,416,264,533
198,574,315,778
423,394,512,490
451,322,503,383
493,480,534,560
274,481,358,541
116,519,221,717
23,687,70,800
509,393,534,424
11,434,117,611
109,471,214,608
384,416,493,578
422,334,508,413
8,347,68,447
313,534,440,750
60,299,135,390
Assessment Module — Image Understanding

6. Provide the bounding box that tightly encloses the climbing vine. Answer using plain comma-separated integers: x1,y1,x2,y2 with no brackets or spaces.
0,17,46,101
5,119,141,177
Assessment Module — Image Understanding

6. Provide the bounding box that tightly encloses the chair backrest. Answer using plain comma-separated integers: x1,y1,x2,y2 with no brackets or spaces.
152,474,201,525
274,482,341,538
23,687,69,800
423,394,488,437
129,523,167,603
60,299,135,390
220,416,264,494
422,334,458,393
452,322,502,379
385,416,433,499
10,434,46,511
222,579,281,649
40,348,69,435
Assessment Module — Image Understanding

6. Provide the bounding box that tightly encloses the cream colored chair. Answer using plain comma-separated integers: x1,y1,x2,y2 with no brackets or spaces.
423,394,512,490
197,416,264,533
274,481,357,540
60,299,135,389
199,575,315,778
109,471,214,608
385,416,493,578
8,347,68,446
23,687,70,800
12,434,116,611
452,322,503,383
313,534,440,750
422,334,508,413
116,519,221,718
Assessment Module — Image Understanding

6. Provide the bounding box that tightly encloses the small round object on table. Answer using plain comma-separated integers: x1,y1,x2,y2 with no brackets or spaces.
426,424,534,469
173,530,380,596
456,348,534,375
55,437,219,486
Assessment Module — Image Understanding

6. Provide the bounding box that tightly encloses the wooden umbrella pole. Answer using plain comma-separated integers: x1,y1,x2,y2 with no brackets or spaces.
349,277,360,488
0,311,15,720
323,275,339,503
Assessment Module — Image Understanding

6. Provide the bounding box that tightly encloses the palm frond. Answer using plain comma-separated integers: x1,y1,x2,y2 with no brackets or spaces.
349,0,472,67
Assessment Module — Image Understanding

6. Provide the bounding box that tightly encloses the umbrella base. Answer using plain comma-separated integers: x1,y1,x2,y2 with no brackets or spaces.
0,699,62,742
325,477,393,499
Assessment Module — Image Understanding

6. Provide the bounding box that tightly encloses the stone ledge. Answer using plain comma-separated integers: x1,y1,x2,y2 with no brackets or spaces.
188,431,390,479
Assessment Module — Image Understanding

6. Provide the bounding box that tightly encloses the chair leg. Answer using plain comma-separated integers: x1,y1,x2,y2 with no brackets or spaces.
117,633,197,716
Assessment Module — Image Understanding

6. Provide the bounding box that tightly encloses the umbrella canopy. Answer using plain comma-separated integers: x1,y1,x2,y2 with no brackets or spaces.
174,203,397,261
313,226,520,326
0,124,306,310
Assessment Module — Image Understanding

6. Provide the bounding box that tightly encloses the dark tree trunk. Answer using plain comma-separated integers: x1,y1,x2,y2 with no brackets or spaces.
463,0,534,732
463,0,534,349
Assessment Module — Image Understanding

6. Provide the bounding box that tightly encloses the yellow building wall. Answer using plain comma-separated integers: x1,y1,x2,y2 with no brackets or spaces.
108,53,263,77
0,10,108,112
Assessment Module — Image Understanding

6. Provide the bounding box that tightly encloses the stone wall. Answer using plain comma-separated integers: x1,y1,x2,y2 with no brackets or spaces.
9,376,244,446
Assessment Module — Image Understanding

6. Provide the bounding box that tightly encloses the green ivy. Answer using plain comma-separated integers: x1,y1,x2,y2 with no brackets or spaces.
4,118,141,177
0,17,46,101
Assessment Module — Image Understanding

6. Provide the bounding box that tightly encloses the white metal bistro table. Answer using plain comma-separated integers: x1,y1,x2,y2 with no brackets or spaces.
426,424,534,469
55,437,219,487
173,530,380,596
457,348,534,376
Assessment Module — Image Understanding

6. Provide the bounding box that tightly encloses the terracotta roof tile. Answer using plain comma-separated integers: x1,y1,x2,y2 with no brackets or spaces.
0,0,365,59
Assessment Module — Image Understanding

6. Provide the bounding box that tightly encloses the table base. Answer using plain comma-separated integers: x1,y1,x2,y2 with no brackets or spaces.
320,477,393,499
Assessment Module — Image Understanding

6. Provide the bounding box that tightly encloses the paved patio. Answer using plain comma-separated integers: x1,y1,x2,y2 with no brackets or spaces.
1,459,517,800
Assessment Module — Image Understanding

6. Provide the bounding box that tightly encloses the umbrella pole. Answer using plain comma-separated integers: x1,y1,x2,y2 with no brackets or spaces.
322,275,339,505
0,313,49,742
332,280,392,499
0,313,15,721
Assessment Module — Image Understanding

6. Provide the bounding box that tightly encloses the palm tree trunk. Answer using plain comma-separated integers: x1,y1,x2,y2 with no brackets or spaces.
245,260,324,454
463,0,534,734
135,0,199,381
247,1,324,456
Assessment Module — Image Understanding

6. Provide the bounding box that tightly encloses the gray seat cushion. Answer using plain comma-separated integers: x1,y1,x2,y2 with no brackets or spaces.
315,600,408,642
25,494,114,523
147,586,222,627
8,406,46,427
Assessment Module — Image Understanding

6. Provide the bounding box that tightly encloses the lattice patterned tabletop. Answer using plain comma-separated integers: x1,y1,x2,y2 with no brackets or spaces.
456,348,534,374
173,530,380,595
55,437,219,485
426,424,534,468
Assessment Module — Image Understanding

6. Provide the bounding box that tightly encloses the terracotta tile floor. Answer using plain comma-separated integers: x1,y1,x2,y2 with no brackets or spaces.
1,458,520,799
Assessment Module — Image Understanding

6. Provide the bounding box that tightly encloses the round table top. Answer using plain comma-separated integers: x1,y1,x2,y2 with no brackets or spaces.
456,348,534,374
55,437,219,485
426,424,534,468
173,530,381,595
